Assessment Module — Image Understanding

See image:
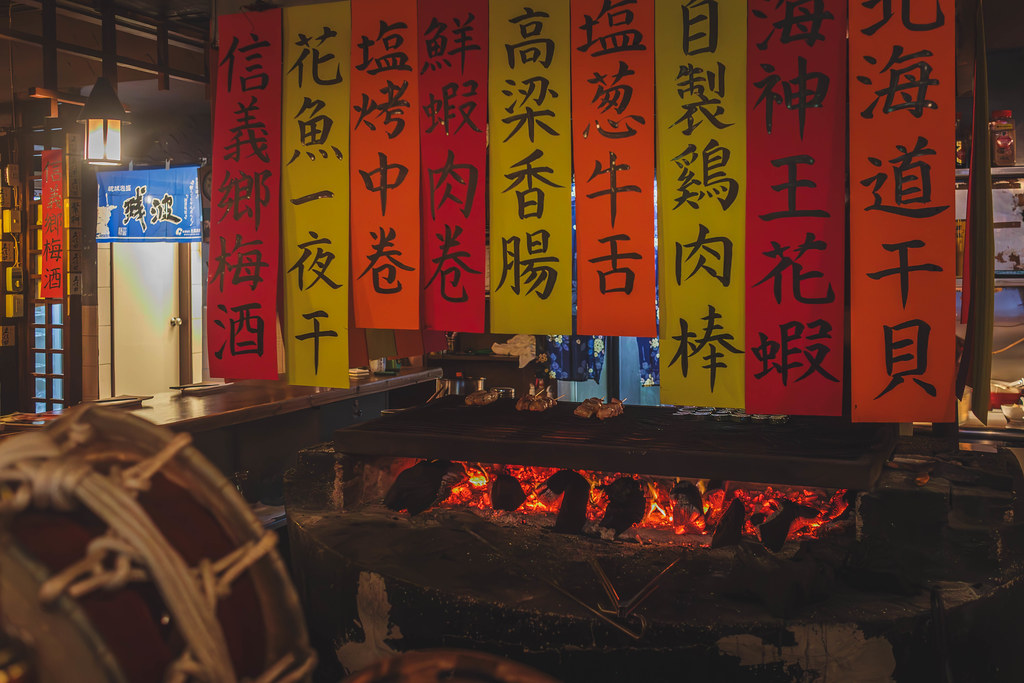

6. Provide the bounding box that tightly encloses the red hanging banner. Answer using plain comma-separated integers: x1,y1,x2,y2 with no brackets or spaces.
745,0,847,416
350,0,421,330
571,0,656,337
849,0,955,422
209,9,281,379
40,150,64,299
418,0,487,333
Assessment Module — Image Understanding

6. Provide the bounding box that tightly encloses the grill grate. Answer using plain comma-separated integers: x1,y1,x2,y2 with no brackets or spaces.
335,397,897,490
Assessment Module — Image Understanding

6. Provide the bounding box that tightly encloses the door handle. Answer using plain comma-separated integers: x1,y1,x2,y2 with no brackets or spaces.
170,317,182,327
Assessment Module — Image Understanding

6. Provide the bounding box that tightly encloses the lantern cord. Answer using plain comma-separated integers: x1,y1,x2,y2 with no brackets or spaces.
992,334,1024,355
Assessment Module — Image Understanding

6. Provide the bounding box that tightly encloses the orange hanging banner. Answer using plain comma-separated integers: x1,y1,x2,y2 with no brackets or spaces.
849,0,956,422
571,0,656,338
350,0,421,330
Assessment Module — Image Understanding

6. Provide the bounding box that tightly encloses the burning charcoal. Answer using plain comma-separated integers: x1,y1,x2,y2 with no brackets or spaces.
490,473,527,511
599,477,646,536
383,459,455,515
758,500,820,552
711,497,745,548
670,481,705,530
542,470,590,534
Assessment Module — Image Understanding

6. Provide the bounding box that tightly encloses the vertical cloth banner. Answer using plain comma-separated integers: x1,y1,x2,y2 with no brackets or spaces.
418,0,488,333
282,2,351,388
350,0,421,330
489,0,572,335
572,0,656,338
849,0,955,422
656,0,746,408
745,0,847,416
40,150,64,299
209,10,281,380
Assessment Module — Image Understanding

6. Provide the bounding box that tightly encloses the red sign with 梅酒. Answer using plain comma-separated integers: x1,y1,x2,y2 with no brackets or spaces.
209,9,281,379
40,150,64,299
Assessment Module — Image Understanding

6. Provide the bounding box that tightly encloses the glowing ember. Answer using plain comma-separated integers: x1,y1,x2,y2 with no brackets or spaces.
438,461,849,544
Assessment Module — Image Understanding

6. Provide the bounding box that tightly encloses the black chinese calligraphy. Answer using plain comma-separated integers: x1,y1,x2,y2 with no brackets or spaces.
875,318,934,398
506,7,554,69
682,0,719,56
750,318,838,384
122,185,148,232
588,234,641,294
859,46,937,119
425,224,481,303
860,136,949,217
501,76,560,143
753,57,829,138
149,193,182,225
213,302,265,359
668,306,741,391
676,223,732,286
353,79,411,139
224,96,270,162
503,148,563,220
210,234,268,292
423,81,481,135
753,232,835,304
217,169,272,230
753,0,835,50
356,20,412,74
498,229,559,300
43,266,62,292
582,61,646,139
359,152,409,214
422,14,481,73
220,32,271,92
672,139,737,211
866,240,941,307
586,152,640,226
427,150,478,220
289,97,343,164
672,62,731,135
577,0,645,56
288,26,344,87
758,154,829,221
860,0,944,36
287,230,342,291
358,227,414,294
295,310,338,373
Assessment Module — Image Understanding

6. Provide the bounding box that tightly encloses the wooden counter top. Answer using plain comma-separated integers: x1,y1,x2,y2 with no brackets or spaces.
126,367,441,432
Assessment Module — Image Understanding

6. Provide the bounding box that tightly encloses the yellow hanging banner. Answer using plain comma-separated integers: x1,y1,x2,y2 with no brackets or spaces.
281,3,350,387
655,0,746,408
488,0,572,335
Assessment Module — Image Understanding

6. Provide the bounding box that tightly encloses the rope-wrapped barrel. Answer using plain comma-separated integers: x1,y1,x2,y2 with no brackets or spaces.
0,405,315,683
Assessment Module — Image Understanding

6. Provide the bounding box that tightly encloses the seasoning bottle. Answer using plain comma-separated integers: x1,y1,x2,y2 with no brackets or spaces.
991,109,1016,167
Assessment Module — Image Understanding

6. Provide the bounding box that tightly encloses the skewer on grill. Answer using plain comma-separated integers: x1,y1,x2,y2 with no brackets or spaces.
515,392,562,412
595,397,625,420
464,389,500,406
573,397,604,418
